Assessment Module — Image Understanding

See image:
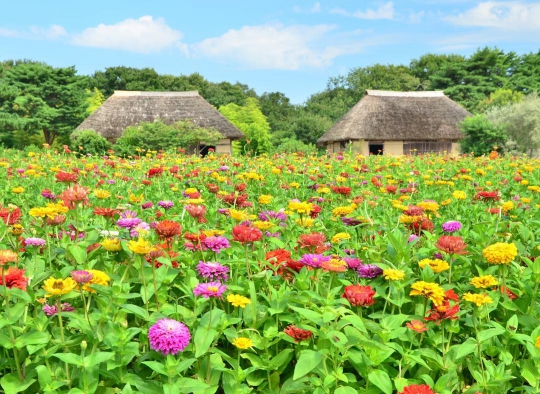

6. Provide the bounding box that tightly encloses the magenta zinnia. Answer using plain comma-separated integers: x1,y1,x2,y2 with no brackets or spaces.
148,318,191,355
193,281,226,298
196,261,229,281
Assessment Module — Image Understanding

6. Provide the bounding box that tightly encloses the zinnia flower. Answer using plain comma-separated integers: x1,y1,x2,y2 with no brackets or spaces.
128,238,154,255
321,258,348,272
342,285,376,307
357,264,383,279
0,267,28,290
101,238,122,252
232,225,262,244
24,237,46,247
117,211,142,229
197,261,229,281
399,384,435,394
442,220,462,233
435,235,467,255
406,320,428,333
383,269,405,281
462,292,493,307
0,249,18,265
59,184,90,209
202,236,230,252
193,282,226,298
470,275,498,289
43,303,75,316
155,220,182,239
232,337,253,350
299,254,330,268
226,294,251,308
82,270,111,292
70,270,94,285
418,258,450,273
410,281,445,306
157,200,174,209
43,277,77,296
424,301,460,324
148,318,191,355
483,242,518,265
284,325,313,342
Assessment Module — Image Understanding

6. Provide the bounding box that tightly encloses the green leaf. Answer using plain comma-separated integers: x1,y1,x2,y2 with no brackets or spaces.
477,327,505,343
53,353,84,366
452,337,477,360
268,349,294,370
368,370,393,394
142,361,168,376
67,244,87,265
0,373,36,394
83,352,114,368
293,350,322,380
14,331,50,349
176,378,209,393
289,306,323,325
122,384,134,394
121,304,148,320
334,387,358,394
194,327,216,358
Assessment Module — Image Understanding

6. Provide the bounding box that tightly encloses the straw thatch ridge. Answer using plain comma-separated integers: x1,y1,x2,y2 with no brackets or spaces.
317,90,471,144
76,91,245,141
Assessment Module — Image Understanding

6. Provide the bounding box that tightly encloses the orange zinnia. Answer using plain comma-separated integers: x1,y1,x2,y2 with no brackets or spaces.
155,220,182,239
435,235,467,255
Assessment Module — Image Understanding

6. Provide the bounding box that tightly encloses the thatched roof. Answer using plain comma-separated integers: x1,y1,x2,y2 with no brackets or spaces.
317,90,471,144
76,91,245,140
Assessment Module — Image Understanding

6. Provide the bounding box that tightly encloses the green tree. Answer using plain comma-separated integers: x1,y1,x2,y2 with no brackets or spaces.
86,87,106,114
290,111,334,146
477,88,524,113
259,92,297,144
487,93,540,155
0,62,88,145
219,98,272,155
509,51,540,93
409,53,466,89
459,114,507,156
91,66,163,96
70,129,111,156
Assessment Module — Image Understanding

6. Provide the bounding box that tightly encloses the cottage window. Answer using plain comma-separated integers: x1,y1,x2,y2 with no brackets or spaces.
403,141,452,155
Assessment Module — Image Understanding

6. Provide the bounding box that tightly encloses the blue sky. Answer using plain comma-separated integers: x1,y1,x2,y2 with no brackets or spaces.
1,1,540,103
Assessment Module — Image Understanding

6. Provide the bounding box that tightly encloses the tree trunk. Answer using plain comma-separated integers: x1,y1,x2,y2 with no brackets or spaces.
43,129,56,145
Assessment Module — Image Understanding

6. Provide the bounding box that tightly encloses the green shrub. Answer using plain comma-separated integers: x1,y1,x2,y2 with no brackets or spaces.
114,120,223,157
274,137,319,155
70,130,111,156
459,114,507,156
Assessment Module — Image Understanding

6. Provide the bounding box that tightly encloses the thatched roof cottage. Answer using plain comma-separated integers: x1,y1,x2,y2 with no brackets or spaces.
317,90,471,156
76,91,245,154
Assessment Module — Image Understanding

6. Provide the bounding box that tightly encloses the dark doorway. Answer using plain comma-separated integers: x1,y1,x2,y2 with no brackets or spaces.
369,144,384,155
199,145,216,157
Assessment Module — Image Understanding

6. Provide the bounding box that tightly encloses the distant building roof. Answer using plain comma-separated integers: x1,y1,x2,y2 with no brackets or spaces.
317,90,471,144
76,90,245,140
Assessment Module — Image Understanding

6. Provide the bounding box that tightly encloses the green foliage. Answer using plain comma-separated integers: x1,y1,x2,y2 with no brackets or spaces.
0,62,88,145
219,98,272,156
115,120,222,156
290,111,334,146
86,88,106,114
486,93,540,155
477,88,524,113
70,130,111,156
459,114,507,156
273,137,318,155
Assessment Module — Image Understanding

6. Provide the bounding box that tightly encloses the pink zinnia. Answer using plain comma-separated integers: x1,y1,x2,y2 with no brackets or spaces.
43,303,75,316
193,282,226,298
196,261,229,281
202,236,230,252
70,270,94,285
148,318,191,355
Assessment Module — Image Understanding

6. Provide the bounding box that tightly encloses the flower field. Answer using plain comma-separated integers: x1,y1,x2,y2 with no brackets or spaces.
1,148,540,394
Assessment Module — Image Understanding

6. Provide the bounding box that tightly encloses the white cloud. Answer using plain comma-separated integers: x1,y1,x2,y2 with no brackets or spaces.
71,16,184,53
445,1,540,31
293,2,321,13
192,24,365,70
0,24,67,39
330,2,395,19
409,11,425,23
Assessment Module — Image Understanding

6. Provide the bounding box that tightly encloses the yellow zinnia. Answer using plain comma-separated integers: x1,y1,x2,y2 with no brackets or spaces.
101,238,122,252
383,269,405,281
82,270,111,292
410,281,445,306
331,232,351,243
227,294,251,308
94,189,111,199
482,243,518,265
258,195,272,205
128,238,154,255
418,259,450,273
462,292,493,307
470,275,498,289
43,277,77,296
232,337,253,350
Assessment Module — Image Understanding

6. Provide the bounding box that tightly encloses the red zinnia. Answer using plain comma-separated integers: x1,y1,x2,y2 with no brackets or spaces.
342,285,376,307
310,205,322,219
284,325,313,342
147,168,163,178
0,206,22,225
265,249,291,265
330,186,351,196
424,301,460,324
185,205,207,223
297,232,328,254
232,225,262,244
155,220,182,239
435,235,467,255
93,207,119,218
495,286,518,300
0,267,28,290
474,190,500,201
399,384,435,394
55,171,78,183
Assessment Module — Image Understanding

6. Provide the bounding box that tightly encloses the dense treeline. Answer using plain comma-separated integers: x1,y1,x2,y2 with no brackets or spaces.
1,47,540,152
